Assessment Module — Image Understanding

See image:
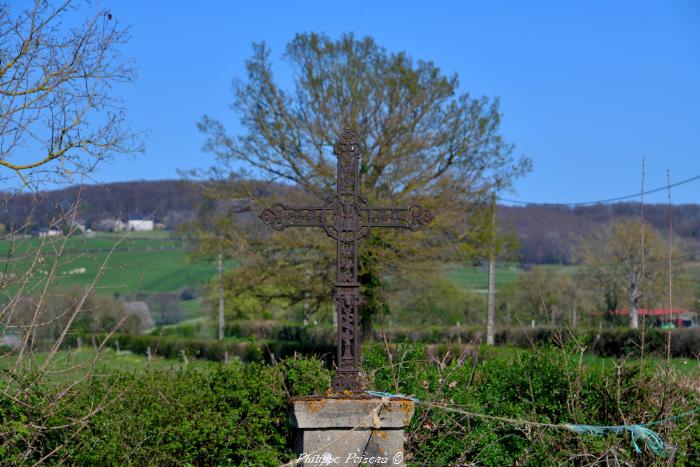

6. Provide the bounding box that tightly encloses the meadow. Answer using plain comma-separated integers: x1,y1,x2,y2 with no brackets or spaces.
0,232,217,295
0,231,531,310
5,341,697,384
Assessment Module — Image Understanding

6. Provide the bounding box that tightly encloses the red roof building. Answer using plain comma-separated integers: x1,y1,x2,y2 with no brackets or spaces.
612,309,697,327
612,308,689,317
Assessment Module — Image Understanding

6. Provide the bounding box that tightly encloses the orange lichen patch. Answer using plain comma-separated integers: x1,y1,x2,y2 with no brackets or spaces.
304,399,327,414
375,430,388,439
398,401,414,412
396,401,415,425
293,393,381,401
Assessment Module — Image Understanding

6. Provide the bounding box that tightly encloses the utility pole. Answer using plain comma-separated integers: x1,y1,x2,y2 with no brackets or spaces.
218,250,225,340
486,193,496,346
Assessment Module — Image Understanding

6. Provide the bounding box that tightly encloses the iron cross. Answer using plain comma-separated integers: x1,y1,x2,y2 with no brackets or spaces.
259,129,433,391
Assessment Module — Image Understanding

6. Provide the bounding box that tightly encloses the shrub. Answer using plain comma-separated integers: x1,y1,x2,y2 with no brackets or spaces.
225,320,336,348
152,320,205,338
0,346,697,465
0,356,331,465
101,333,335,365
6,288,149,346
224,320,700,358
496,327,700,358
179,286,197,301
146,292,184,325
363,344,699,465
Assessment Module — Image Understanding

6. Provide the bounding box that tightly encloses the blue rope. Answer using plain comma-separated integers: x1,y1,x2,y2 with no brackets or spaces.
564,423,667,455
367,390,699,456
366,390,420,403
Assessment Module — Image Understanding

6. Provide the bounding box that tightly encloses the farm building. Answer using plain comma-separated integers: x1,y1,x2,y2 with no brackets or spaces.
33,228,63,238
127,218,154,231
613,308,698,328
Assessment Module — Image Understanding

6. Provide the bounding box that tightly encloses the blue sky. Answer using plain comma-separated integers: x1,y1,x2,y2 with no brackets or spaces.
84,0,699,204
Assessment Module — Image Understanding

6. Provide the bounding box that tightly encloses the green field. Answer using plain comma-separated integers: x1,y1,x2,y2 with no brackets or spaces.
0,232,218,294
443,263,523,292
2,232,539,299
0,347,213,385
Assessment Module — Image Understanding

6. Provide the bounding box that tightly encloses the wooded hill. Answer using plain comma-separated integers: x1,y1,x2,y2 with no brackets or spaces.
2,179,698,264
0,180,202,230
499,202,700,263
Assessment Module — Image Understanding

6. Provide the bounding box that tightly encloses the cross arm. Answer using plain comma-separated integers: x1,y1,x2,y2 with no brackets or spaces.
365,205,434,231
259,204,328,231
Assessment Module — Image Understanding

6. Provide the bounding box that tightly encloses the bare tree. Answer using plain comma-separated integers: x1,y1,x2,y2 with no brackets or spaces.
575,219,671,329
0,2,140,461
0,0,141,188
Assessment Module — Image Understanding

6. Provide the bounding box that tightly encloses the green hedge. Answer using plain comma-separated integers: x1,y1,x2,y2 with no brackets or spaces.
1,347,697,465
101,333,335,364
0,356,331,465
225,320,336,346
152,319,206,338
364,344,699,465
498,327,700,358
224,320,700,358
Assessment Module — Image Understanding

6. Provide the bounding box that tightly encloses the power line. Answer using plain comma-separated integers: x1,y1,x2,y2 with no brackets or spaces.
498,174,700,207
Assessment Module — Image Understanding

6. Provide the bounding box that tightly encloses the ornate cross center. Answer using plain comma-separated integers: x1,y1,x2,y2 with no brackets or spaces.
259,129,433,391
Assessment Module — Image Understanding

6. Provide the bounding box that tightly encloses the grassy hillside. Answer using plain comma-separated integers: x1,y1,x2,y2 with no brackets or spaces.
0,347,212,384
3,232,531,296
3,232,695,320
443,263,522,292
0,232,217,295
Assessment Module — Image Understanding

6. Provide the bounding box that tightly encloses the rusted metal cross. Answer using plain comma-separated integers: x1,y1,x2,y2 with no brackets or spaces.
259,129,433,391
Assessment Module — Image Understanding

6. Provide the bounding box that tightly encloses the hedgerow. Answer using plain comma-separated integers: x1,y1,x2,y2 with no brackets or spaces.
223,320,700,358
0,347,697,465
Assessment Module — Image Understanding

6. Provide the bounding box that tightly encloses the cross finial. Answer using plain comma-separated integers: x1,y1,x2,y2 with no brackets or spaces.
333,128,362,157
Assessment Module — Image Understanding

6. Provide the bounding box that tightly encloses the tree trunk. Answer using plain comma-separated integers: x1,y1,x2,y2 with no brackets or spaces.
218,252,225,340
629,277,640,329
630,303,639,329
571,298,578,328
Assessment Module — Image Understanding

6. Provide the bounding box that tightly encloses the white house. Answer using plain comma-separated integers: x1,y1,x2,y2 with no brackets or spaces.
35,228,63,238
127,219,154,231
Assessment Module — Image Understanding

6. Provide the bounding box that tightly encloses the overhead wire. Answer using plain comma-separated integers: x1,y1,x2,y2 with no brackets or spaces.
498,174,700,206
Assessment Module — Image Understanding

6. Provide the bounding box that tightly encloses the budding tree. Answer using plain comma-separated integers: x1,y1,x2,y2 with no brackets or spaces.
199,33,531,330
575,219,669,329
0,3,140,460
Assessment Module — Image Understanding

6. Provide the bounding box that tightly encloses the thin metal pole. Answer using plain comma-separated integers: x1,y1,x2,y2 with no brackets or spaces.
218,251,225,341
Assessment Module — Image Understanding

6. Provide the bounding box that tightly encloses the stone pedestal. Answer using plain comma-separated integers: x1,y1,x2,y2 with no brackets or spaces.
290,395,414,466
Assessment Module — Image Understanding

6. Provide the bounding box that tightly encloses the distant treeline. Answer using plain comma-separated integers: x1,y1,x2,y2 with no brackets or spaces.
0,180,202,230
499,202,700,263
2,180,699,263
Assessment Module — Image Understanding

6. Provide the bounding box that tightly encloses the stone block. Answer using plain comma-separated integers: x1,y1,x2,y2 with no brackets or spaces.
290,395,414,466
